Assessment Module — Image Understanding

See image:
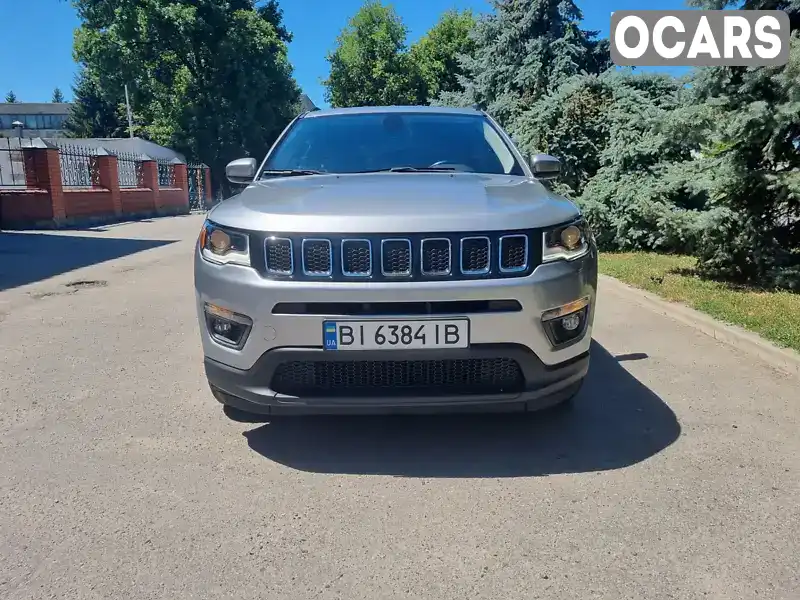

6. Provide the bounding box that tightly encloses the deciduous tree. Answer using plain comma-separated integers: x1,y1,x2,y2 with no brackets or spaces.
323,0,425,107
71,0,300,193
409,9,476,102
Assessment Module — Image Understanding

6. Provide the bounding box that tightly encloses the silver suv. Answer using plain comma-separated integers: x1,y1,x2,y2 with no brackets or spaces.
194,105,597,417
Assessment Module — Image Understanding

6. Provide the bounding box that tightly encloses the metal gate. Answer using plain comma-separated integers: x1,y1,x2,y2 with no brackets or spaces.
187,163,208,212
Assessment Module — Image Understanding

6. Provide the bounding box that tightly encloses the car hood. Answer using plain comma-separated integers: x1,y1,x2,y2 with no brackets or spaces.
207,172,580,234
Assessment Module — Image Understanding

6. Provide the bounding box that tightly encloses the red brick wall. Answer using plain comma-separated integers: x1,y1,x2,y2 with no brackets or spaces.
0,190,53,221
154,163,189,210
120,188,156,214
159,188,188,209
1,147,194,228
64,189,117,218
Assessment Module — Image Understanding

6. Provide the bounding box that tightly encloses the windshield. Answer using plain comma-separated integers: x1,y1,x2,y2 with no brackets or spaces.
262,112,525,176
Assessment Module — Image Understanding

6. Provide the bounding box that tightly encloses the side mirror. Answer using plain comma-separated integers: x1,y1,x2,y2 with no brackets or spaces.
225,157,257,184
529,154,561,180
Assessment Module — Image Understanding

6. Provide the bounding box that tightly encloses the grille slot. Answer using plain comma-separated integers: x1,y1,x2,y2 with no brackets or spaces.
264,237,293,275
341,239,372,276
499,235,528,272
381,239,412,276
270,358,525,397
302,239,332,276
421,238,451,275
460,236,490,274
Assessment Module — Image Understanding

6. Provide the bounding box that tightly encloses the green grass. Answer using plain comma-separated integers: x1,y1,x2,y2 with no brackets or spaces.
599,252,800,353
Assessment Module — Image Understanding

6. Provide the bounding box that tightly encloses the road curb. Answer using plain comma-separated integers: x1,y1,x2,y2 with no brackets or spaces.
599,274,800,378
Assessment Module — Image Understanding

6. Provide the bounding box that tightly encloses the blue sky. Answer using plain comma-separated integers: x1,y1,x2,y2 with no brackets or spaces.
1,0,689,108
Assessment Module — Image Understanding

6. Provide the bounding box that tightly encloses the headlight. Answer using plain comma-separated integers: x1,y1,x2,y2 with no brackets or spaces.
542,218,590,263
198,220,250,266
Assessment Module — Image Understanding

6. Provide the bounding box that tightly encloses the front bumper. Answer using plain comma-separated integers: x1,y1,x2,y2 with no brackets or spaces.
195,246,597,413
206,346,589,415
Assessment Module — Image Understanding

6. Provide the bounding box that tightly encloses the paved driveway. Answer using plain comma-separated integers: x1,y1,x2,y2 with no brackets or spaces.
1,215,798,599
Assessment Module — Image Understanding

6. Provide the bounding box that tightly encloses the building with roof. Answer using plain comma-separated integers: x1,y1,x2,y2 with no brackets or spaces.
0,102,73,138
299,93,318,112
49,137,188,163
3,93,320,138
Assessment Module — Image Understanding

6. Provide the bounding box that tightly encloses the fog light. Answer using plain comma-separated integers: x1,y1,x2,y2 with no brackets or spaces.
541,297,590,347
561,312,581,331
212,319,232,335
204,303,253,349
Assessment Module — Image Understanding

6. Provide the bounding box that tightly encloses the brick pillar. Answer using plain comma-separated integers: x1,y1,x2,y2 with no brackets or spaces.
139,159,160,210
173,163,189,208
21,148,40,189
22,148,65,222
96,154,122,215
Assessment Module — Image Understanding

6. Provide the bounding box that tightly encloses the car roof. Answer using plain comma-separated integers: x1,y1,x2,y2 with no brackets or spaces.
300,105,484,119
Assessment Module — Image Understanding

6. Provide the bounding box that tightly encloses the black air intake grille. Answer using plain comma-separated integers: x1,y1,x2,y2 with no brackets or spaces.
270,358,525,397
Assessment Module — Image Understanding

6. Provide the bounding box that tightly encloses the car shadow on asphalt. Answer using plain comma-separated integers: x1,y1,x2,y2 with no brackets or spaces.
241,341,681,477
0,232,176,291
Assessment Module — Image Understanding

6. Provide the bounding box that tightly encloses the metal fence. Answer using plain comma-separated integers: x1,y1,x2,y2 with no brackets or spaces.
156,158,176,188
114,151,142,188
58,142,98,187
187,163,208,211
0,137,29,187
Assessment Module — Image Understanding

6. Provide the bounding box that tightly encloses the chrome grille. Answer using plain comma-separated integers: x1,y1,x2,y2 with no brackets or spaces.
421,238,451,275
460,236,490,274
341,239,372,276
265,237,293,274
499,234,528,272
259,231,539,280
381,239,412,276
302,239,332,276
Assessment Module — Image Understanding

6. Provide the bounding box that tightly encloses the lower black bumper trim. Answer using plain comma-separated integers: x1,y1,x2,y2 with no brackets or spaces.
204,344,590,415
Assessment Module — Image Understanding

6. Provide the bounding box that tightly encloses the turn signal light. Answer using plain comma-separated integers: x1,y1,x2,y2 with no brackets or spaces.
541,296,590,347
204,303,253,349
541,296,590,322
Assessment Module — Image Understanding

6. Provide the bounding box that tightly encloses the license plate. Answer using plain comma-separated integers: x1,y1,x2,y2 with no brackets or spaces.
323,319,469,351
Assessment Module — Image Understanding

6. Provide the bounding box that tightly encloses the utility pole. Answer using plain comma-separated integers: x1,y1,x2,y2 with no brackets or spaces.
124,84,134,138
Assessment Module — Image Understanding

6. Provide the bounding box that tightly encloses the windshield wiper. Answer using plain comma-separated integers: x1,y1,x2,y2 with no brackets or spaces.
354,166,458,173
260,169,324,178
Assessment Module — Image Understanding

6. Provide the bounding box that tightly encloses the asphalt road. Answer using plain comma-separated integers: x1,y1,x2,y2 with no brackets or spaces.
1,215,798,600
